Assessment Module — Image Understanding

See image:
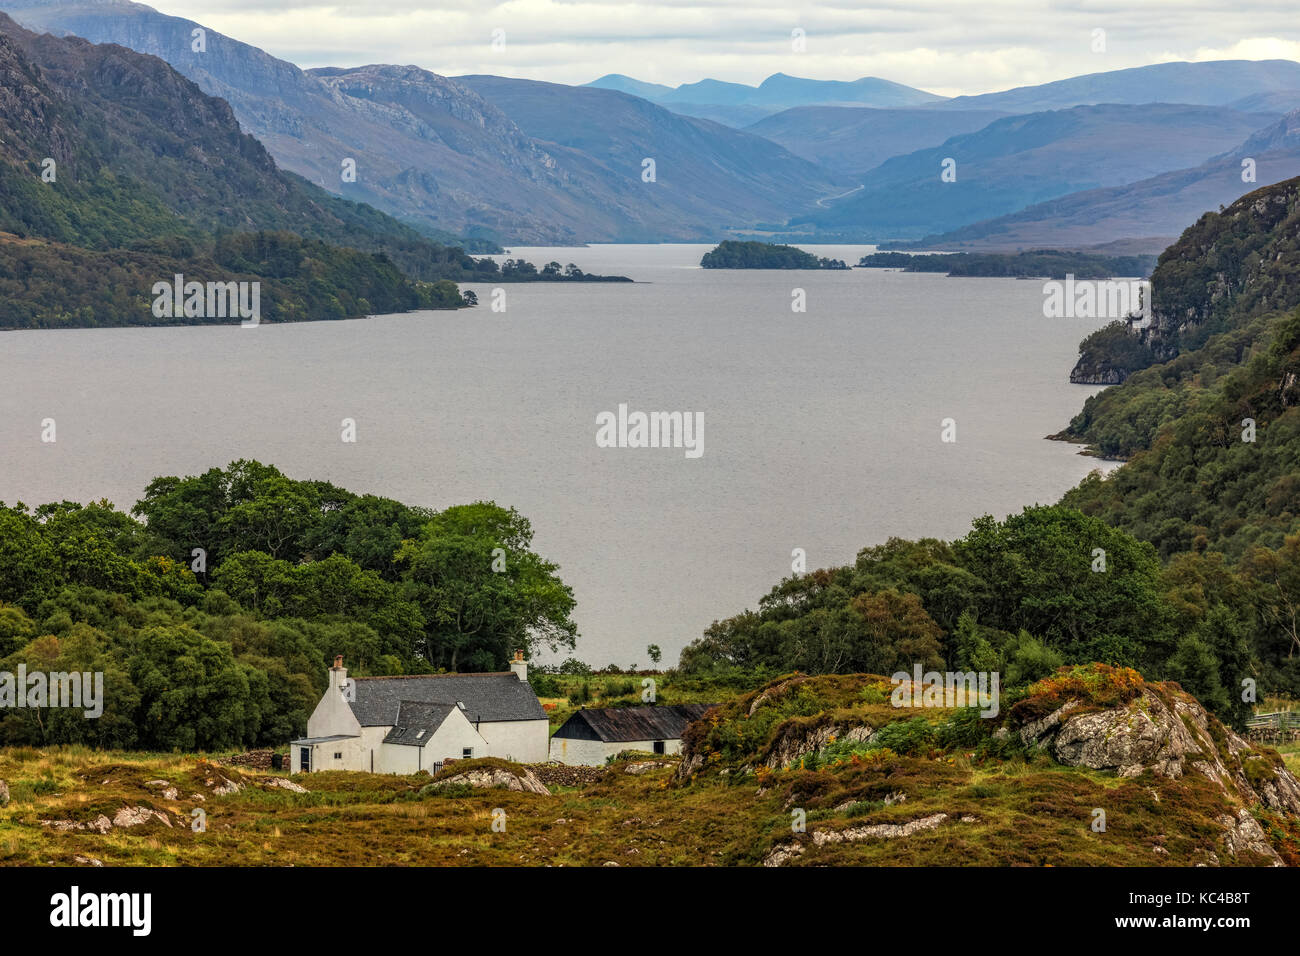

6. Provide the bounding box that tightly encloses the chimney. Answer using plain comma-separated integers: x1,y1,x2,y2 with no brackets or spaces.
331,655,347,686
509,649,527,683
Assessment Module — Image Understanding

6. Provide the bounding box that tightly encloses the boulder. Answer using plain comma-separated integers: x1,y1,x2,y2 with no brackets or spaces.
145,780,180,801
1020,686,1300,815
427,766,550,795
112,805,171,828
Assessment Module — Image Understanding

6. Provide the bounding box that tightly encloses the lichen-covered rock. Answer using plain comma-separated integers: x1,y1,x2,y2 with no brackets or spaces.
145,780,180,800
41,814,112,834
764,813,948,866
763,721,873,770
1218,810,1283,865
1020,685,1300,816
0,779,8,805
206,774,243,796
762,843,805,867
429,766,549,795
812,812,948,846
112,805,171,828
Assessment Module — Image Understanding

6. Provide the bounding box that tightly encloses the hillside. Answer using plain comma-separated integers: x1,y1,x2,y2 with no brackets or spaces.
934,59,1300,112
454,75,843,235
1057,176,1300,562
0,14,485,323
905,110,1300,252
5,667,1296,866
745,105,1008,176
9,0,839,242
797,103,1278,238
0,14,473,271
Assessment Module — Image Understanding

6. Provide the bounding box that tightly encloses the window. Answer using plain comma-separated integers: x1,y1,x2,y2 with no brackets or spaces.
653,740,665,754
462,747,474,759
299,747,311,772
416,730,425,740
334,752,342,759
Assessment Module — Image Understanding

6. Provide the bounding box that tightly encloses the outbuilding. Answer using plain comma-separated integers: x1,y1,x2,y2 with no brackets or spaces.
548,703,714,765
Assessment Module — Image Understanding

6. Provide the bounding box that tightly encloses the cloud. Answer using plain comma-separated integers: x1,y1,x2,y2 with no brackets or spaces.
155,0,1300,92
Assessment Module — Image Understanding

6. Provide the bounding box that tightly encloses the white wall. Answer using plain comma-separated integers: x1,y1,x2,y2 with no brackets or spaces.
295,665,549,770
477,719,549,763
306,666,361,739
295,735,367,773
375,709,489,774
549,736,679,766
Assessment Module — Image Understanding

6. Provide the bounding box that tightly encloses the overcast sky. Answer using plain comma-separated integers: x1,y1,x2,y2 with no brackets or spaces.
157,0,1300,94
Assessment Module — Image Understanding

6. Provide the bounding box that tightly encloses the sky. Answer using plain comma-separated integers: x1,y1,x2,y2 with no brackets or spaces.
154,0,1300,95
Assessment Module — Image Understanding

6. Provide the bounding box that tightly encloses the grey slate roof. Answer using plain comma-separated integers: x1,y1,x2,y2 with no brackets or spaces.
383,701,456,746
349,672,546,726
552,703,715,743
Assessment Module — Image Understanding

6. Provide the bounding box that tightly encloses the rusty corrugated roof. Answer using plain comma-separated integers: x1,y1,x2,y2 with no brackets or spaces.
553,703,714,742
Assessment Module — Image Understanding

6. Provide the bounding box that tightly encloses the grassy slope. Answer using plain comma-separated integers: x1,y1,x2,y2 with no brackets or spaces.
5,672,1296,867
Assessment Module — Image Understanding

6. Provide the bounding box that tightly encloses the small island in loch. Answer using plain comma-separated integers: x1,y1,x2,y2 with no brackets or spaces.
701,240,849,269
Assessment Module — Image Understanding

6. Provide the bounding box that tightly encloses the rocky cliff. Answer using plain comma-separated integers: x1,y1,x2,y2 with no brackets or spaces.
685,669,1300,866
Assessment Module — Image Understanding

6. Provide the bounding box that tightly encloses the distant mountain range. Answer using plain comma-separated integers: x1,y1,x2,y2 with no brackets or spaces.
7,0,838,244
7,0,1300,250
793,103,1279,238
587,71,944,126
895,109,1300,252
745,106,1010,176
591,61,1300,128
932,60,1300,112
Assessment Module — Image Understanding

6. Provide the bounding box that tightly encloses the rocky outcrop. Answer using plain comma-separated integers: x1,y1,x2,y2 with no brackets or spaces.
113,805,171,829
0,779,8,805
1218,809,1283,865
813,812,948,846
1069,364,1128,385
1019,686,1300,813
762,721,874,770
426,766,550,796
764,813,948,866
1017,682,1300,860
41,805,171,834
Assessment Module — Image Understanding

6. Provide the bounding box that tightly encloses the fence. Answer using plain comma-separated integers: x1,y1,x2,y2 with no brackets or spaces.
1245,712,1300,743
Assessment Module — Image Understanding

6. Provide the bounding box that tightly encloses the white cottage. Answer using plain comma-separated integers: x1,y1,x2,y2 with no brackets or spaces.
289,654,549,774
549,703,714,766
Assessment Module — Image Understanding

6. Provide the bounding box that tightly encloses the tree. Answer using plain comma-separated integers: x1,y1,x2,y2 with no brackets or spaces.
647,644,662,667
954,506,1171,669
849,589,944,674
395,502,577,670
128,625,254,750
